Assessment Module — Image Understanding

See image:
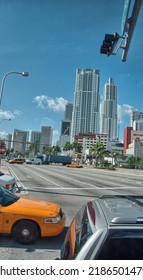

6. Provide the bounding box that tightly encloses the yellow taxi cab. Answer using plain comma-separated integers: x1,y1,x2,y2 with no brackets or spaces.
0,186,66,244
8,158,25,164
66,162,83,168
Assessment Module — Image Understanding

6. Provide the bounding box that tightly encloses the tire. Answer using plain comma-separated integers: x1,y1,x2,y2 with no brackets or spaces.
12,220,39,245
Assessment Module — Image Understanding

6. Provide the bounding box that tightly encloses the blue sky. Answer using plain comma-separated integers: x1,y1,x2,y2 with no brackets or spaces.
0,0,142,144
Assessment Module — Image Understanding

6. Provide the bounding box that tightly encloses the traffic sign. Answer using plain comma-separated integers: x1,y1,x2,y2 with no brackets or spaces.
0,145,6,155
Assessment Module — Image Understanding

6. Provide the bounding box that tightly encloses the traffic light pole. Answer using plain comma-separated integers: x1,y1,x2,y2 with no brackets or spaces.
121,0,143,61
100,0,142,62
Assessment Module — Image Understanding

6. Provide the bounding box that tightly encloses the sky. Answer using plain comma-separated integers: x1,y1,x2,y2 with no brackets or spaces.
0,0,142,144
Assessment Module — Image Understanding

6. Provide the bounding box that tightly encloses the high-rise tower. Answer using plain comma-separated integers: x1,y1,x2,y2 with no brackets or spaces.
101,78,117,141
13,129,29,154
40,126,53,153
59,102,73,148
71,68,100,141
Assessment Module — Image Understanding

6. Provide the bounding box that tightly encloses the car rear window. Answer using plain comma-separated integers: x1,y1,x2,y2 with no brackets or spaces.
96,230,143,260
97,237,143,260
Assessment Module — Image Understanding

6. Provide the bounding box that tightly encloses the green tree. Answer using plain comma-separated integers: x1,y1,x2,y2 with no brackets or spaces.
52,145,61,155
127,155,141,169
0,140,5,145
72,141,82,153
138,158,143,169
92,143,108,167
42,145,51,154
63,142,72,152
28,143,37,156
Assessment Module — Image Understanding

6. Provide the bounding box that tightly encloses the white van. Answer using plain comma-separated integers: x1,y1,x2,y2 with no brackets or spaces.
26,158,42,165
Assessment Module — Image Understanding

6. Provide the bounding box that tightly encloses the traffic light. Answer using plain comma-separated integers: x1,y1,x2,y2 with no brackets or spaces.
100,33,120,56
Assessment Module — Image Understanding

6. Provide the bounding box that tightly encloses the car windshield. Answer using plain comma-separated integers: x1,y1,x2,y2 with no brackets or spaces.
0,186,20,207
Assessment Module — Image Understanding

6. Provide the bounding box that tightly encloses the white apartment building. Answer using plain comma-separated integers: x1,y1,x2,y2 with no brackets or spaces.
74,133,108,158
130,109,143,127
71,69,100,141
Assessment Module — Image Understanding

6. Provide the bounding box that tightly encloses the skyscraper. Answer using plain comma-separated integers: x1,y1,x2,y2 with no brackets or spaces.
71,68,100,141
130,108,143,129
64,103,73,121
59,102,73,147
30,131,41,153
40,126,53,153
101,78,117,141
13,129,29,154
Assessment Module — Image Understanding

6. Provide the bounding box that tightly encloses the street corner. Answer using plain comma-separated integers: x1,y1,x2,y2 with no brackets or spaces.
0,164,10,175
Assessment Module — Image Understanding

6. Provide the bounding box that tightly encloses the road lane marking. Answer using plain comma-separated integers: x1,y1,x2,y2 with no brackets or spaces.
25,169,63,188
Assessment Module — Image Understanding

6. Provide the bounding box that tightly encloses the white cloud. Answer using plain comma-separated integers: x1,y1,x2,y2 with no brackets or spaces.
13,110,23,116
33,95,68,112
0,110,15,120
117,104,134,123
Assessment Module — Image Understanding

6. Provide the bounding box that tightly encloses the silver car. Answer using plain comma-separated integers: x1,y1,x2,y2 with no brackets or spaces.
0,172,16,192
60,195,143,260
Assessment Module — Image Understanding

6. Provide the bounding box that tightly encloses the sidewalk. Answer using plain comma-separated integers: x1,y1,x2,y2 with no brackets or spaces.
0,162,10,175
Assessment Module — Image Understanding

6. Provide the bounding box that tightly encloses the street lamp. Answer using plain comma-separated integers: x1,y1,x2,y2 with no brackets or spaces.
0,71,29,107
0,118,11,123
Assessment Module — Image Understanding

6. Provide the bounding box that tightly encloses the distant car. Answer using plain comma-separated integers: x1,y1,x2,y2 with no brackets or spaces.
0,171,16,191
60,195,143,260
8,158,25,164
66,163,83,168
0,186,66,244
26,158,42,165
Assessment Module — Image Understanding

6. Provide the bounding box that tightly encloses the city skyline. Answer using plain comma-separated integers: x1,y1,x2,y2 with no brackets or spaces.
0,1,142,144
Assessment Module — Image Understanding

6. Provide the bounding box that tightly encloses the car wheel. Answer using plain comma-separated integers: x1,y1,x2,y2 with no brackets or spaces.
12,220,39,245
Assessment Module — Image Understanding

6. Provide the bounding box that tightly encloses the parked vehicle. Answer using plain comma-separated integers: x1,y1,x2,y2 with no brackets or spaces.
8,158,25,164
0,186,66,244
42,155,72,165
0,172,16,191
60,195,143,260
26,158,42,165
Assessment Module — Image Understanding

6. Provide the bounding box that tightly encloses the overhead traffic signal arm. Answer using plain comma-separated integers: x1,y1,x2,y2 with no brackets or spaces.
100,33,120,56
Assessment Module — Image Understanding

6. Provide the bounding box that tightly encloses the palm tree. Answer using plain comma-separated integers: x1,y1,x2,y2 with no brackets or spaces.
63,142,72,152
92,143,108,167
28,143,37,156
72,141,82,153
42,145,51,154
52,145,61,155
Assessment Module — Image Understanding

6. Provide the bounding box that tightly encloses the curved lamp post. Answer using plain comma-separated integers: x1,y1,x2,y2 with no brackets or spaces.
0,71,29,107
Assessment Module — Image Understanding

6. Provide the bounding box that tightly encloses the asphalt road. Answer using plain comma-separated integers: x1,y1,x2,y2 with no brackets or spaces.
1,162,143,260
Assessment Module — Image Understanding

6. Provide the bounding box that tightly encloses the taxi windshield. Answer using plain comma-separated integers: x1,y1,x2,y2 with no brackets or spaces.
0,186,20,207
